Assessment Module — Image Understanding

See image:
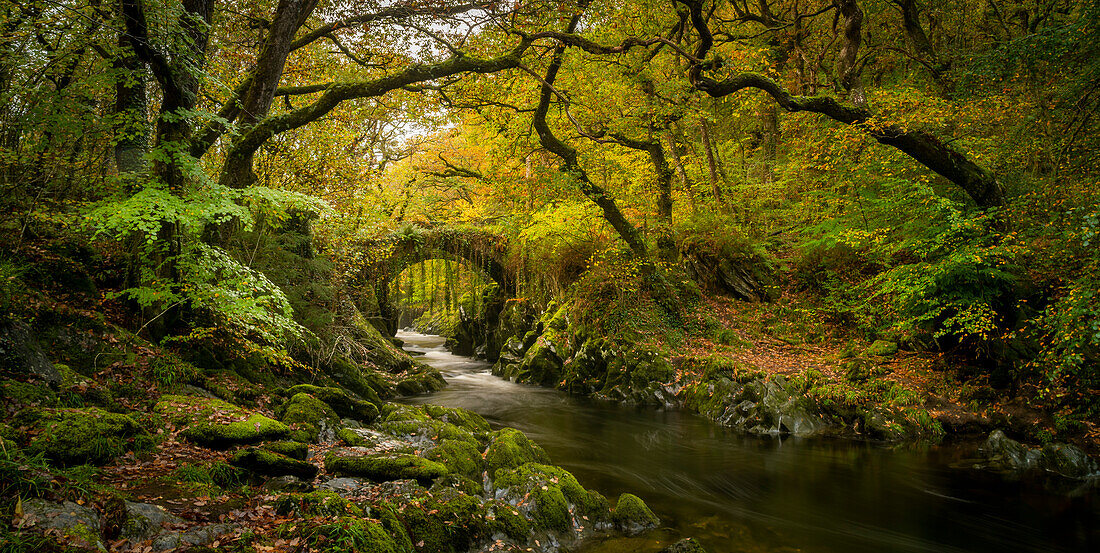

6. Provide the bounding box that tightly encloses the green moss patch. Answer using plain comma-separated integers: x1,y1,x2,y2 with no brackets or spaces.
400,487,489,553
155,394,289,448
324,452,447,484
493,463,610,533
613,493,659,535
261,440,308,461
303,517,404,553
275,490,362,518
26,407,149,466
484,428,549,477
287,384,380,420
229,447,318,480
424,439,483,480
280,393,339,443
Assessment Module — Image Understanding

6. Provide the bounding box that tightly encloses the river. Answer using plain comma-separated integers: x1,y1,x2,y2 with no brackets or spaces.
395,330,1098,553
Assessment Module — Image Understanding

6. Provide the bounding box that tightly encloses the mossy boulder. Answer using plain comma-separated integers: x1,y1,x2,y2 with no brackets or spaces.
286,384,380,420
395,368,447,396
422,404,491,435
494,463,610,533
400,487,489,553
229,447,318,480
280,392,340,443
424,439,483,480
324,452,448,484
484,428,550,477
26,407,149,465
0,379,58,406
275,490,363,518
613,493,659,536
337,427,367,446
305,517,405,553
261,440,308,461
487,500,530,541
155,394,289,448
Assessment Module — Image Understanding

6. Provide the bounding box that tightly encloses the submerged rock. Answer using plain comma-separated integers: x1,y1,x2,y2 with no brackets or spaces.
660,537,708,553
612,493,659,536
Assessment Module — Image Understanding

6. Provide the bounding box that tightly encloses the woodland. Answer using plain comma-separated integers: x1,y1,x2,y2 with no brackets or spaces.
0,0,1099,552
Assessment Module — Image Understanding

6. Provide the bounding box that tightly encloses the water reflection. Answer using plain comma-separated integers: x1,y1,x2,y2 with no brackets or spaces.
396,331,1099,553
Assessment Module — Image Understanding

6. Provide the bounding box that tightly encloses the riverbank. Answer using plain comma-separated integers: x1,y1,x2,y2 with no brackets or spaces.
464,289,1099,460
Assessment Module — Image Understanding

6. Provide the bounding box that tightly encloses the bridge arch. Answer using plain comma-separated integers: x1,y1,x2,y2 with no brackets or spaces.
351,226,513,335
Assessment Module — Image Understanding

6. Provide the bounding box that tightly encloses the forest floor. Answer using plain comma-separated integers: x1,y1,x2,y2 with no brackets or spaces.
648,291,1099,451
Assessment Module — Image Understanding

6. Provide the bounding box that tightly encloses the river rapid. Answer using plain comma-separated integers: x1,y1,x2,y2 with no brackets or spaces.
395,330,1098,553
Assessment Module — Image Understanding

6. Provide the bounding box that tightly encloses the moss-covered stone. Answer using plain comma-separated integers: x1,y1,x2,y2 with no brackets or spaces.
375,501,414,552
422,404,491,435
274,490,362,517
484,428,549,477
229,447,318,480
280,392,339,443
155,394,289,448
324,452,448,484
261,440,308,461
0,379,57,406
337,427,366,446
286,384,380,420
424,439,482,480
430,473,482,497
377,419,478,445
493,463,609,533
26,407,149,466
613,493,659,535
864,340,899,357
395,369,447,396
401,487,488,553
306,517,404,553
487,500,530,541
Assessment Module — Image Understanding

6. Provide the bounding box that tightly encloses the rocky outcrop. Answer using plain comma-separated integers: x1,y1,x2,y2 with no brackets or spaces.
976,430,1099,479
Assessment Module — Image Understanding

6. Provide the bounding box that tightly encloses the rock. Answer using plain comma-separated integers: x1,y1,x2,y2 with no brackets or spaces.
484,428,550,477
864,340,899,357
150,523,237,550
274,490,363,517
120,501,185,541
395,368,447,396
612,493,659,536
229,447,319,480
156,394,290,448
26,407,150,465
286,384,380,418
493,463,610,534
18,499,105,551
319,477,374,497
661,537,708,553
1038,442,1099,479
279,392,340,443
716,378,827,437
0,321,60,385
261,475,314,493
978,430,1040,472
325,452,448,485
424,439,484,480
261,440,309,460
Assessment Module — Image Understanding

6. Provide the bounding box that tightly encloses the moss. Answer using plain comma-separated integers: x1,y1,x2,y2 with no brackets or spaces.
287,384,380,420
377,419,478,445
422,404,491,435
382,405,432,423
262,440,308,461
324,355,391,406
337,427,366,446
275,490,362,518
613,493,659,534
324,452,448,484
400,488,488,553
0,379,58,406
493,463,607,532
430,474,482,496
395,370,447,396
230,447,318,480
307,517,404,553
487,500,530,541
280,393,339,443
155,394,289,448
424,439,482,480
26,407,149,466
374,502,414,553
483,428,550,477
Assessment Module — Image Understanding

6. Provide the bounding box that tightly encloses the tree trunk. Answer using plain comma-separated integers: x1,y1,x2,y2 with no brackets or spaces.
700,117,722,204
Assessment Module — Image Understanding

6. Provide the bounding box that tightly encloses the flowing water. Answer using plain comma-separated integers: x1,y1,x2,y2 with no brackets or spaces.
395,330,1099,553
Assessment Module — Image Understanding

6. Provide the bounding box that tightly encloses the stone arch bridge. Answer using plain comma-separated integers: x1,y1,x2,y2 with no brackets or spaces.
350,226,513,335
